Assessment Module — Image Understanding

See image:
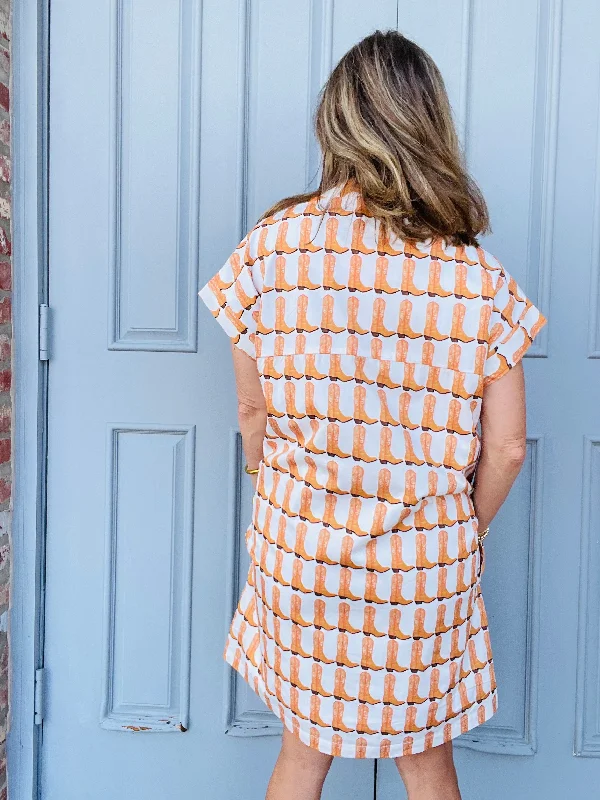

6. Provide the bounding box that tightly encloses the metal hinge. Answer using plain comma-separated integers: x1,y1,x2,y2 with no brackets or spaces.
34,667,45,724
39,304,50,361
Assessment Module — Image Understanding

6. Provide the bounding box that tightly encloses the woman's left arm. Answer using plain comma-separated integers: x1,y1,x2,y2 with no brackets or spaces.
230,342,267,488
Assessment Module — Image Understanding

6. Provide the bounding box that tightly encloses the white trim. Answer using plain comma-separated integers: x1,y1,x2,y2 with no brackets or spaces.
8,0,48,797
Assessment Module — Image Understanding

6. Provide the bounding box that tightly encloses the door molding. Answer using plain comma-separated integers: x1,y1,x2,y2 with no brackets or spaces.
9,0,49,796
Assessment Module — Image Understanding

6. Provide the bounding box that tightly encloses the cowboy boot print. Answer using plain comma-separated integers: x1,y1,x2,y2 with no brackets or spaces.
350,464,372,498
337,601,361,634
274,220,296,255
284,354,303,380
335,633,360,668
325,460,345,494
347,295,369,334
305,352,328,380
376,468,403,504
274,255,295,291
295,293,319,332
348,253,371,292
398,393,420,430
351,217,375,254
333,667,357,701
327,422,351,458
291,557,311,593
430,237,454,262
346,497,370,536
450,303,475,343
352,425,377,462
329,353,353,382
322,494,344,529
290,594,311,628
375,256,399,293
311,663,334,698
298,217,321,254
424,301,446,341
421,394,446,432
353,384,378,424
371,297,396,337
303,454,325,489
379,427,403,464
324,217,348,254
454,262,479,299
313,598,336,631
378,388,400,426
322,253,345,290
363,605,386,636
320,294,345,333
340,535,361,569
427,259,453,298
305,381,326,420
315,528,338,565
274,295,294,333
397,299,421,338
375,360,401,389
365,571,387,604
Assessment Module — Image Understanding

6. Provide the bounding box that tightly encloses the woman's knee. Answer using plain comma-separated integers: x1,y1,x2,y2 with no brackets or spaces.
280,728,334,774
394,740,456,780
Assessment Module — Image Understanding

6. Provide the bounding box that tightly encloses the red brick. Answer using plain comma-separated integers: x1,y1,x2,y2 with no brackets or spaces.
0,298,9,324
0,337,9,363
0,440,9,465
0,264,9,292
0,372,9,394
0,229,8,257
0,157,9,184
0,482,9,505
0,121,8,149
0,85,7,114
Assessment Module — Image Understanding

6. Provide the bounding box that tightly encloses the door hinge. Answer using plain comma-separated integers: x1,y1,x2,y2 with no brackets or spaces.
34,667,45,724
39,303,50,361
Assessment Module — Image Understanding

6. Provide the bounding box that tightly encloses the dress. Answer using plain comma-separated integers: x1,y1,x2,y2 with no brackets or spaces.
198,179,547,759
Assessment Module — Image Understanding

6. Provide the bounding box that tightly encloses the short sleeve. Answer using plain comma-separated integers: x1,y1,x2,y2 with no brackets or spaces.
483,265,548,387
198,226,263,358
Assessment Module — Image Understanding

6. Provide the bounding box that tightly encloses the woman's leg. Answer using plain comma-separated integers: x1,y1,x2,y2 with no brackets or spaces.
265,727,334,800
394,741,462,800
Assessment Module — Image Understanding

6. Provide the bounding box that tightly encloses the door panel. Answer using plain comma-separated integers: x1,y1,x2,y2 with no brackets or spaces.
45,1,600,798
377,1,600,797
44,1,394,798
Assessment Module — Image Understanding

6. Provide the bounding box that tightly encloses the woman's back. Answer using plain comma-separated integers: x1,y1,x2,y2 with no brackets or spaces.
202,179,543,534
198,28,547,768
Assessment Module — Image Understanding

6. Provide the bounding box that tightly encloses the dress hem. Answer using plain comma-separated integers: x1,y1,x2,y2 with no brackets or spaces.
224,640,498,759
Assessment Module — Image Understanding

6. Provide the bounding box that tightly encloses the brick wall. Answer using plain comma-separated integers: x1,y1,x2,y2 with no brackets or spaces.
0,0,11,796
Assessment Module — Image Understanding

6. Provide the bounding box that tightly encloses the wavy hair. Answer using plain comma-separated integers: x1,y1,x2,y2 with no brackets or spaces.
259,29,490,247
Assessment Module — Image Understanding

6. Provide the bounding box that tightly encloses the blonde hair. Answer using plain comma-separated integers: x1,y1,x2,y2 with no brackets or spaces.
260,29,490,247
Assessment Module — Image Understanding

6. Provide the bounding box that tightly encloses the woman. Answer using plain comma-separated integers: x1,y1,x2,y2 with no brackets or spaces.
199,29,546,800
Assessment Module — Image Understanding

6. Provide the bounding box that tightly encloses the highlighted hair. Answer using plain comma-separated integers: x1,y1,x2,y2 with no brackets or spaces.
260,29,490,247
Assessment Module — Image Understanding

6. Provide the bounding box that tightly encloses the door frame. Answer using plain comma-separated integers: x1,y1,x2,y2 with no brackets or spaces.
9,0,49,797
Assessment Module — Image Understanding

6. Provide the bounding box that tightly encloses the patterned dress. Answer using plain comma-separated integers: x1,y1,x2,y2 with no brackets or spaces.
198,179,547,759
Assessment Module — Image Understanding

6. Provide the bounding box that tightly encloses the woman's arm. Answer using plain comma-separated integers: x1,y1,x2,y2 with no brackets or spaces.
230,343,267,489
472,361,528,532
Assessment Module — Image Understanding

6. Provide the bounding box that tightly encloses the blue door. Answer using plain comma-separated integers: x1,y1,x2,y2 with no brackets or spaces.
43,1,600,798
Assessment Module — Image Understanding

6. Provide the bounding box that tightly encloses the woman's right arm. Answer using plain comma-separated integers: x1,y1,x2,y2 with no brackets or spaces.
472,361,528,532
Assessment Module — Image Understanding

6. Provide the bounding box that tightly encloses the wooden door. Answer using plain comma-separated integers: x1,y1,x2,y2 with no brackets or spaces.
43,1,395,797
